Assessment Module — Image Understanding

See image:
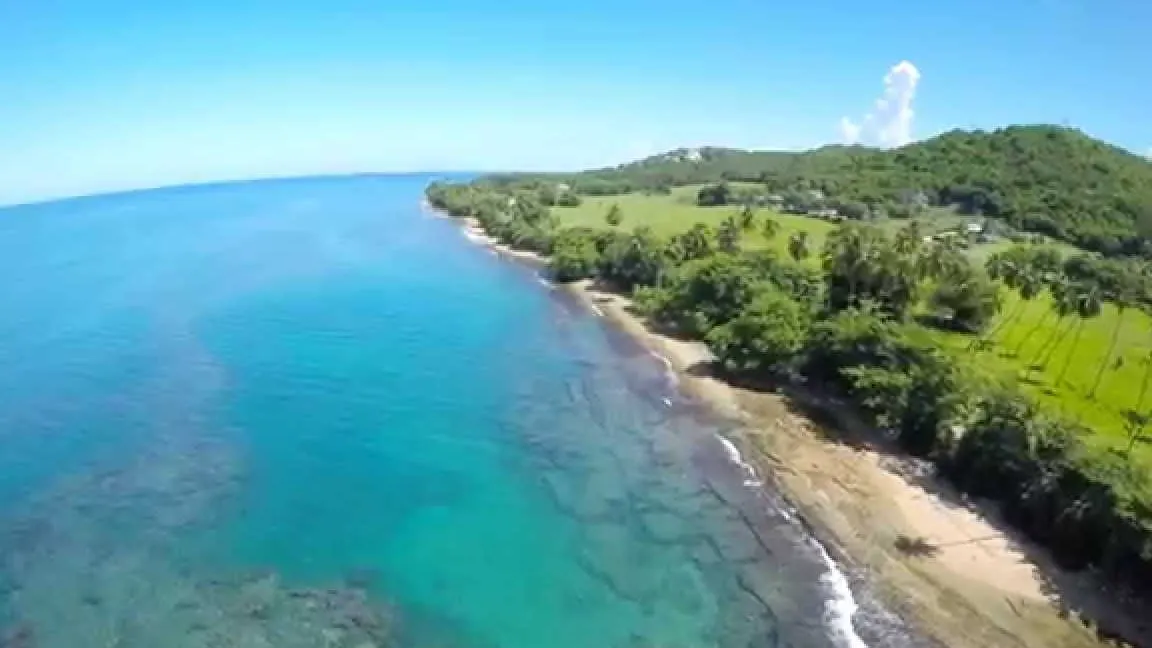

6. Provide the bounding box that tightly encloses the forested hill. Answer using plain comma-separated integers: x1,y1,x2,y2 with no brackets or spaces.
489,126,1152,257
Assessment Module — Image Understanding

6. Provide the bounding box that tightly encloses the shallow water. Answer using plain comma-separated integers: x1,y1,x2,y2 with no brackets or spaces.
0,176,919,647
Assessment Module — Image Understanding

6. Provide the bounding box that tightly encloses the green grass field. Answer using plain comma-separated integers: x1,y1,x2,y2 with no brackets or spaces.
552,185,834,264
930,292,1152,461
553,187,1152,463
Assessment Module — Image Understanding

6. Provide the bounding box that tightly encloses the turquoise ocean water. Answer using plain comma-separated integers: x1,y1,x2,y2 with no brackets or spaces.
0,175,919,647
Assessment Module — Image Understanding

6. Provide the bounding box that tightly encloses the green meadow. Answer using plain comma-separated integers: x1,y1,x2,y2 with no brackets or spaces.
931,292,1152,461
554,188,1152,463
553,185,834,264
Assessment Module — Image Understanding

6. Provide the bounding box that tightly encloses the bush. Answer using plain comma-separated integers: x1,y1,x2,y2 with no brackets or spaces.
646,254,763,336
929,265,1001,332
696,182,732,207
549,228,602,282
555,192,582,207
596,227,667,289
706,286,810,375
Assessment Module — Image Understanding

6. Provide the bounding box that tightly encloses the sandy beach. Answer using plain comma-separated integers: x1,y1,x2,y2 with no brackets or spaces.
449,213,1148,648
570,282,1143,648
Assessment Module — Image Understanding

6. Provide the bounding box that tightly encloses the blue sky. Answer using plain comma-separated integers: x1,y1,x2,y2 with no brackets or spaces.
0,0,1148,205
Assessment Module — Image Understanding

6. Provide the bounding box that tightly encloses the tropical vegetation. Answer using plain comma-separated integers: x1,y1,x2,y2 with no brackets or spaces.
482,125,1152,257
427,174,1152,603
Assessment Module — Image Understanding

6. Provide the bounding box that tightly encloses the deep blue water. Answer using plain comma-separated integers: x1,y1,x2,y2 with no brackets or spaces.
0,175,914,647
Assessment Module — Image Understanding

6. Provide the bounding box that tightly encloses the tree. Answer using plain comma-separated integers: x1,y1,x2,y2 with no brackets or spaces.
981,255,1044,351
917,239,965,280
985,252,1017,284
549,229,601,282
1011,277,1068,356
646,254,763,335
667,223,715,262
1056,282,1103,385
556,192,582,207
1089,278,1137,398
837,200,869,221
738,204,758,232
1029,277,1078,371
893,221,924,257
1122,410,1149,458
706,286,810,375
822,224,919,318
717,216,741,253
929,265,1001,332
823,224,873,310
1001,268,1045,349
697,182,732,207
597,226,666,289
605,204,623,227
762,216,781,241
788,231,810,263
1138,348,1152,417
842,349,962,456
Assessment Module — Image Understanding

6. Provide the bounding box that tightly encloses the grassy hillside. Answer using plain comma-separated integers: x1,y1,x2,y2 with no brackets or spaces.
830,126,1152,256
553,188,1017,265
502,126,1152,257
552,185,834,263
929,293,1152,462
552,186,1152,463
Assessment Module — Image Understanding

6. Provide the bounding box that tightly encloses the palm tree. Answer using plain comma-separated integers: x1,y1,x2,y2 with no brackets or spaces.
788,231,811,263
1089,287,1132,399
670,223,714,262
605,204,623,227
1029,277,1077,368
1122,410,1149,458
893,221,924,256
1135,346,1152,417
978,251,1053,349
987,266,1041,351
917,239,963,280
1056,282,1103,386
822,224,871,305
969,254,1020,350
1011,273,1071,356
985,253,1014,284
717,216,741,253
738,203,757,232
761,216,781,241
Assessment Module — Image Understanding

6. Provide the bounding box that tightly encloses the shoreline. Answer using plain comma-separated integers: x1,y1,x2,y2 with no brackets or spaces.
442,210,1136,648
570,280,1101,648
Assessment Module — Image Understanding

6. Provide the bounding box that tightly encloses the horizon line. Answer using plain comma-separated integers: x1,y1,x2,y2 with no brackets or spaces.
0,169,499,211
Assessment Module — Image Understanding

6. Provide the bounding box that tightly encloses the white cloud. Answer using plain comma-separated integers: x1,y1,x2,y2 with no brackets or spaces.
839,117,861,145
839,60,922,147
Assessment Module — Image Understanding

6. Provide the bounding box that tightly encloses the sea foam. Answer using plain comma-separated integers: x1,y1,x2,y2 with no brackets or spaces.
716,434,868,648
648,350,679,386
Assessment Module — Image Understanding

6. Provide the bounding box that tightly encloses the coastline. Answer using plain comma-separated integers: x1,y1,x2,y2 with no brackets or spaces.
570,281,1105,648
442,210,1129,648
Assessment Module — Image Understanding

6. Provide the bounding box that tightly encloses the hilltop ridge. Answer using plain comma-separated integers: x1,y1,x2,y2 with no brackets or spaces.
488,125,1152,256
